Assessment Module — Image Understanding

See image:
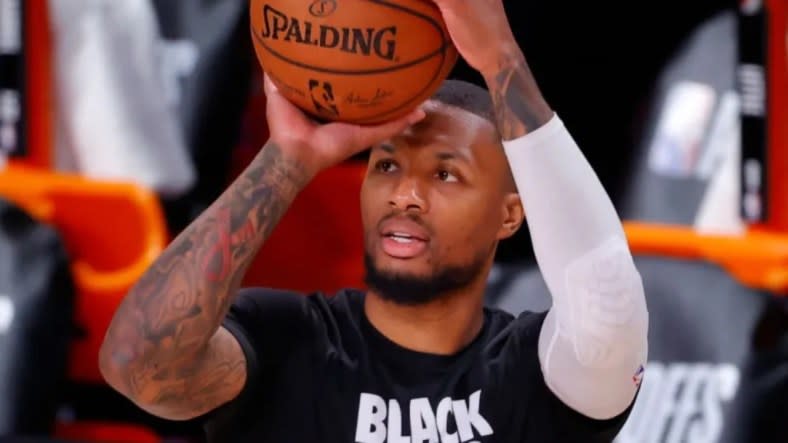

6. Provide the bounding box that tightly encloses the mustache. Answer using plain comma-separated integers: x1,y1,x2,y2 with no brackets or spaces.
376,211,433,235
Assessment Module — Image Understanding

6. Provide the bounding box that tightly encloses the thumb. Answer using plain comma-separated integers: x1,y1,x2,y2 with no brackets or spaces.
350,108,427,149
262,73,278,96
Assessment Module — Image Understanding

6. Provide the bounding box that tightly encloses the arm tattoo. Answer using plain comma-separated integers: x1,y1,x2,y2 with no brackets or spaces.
102,142,309,413
487,55,553,140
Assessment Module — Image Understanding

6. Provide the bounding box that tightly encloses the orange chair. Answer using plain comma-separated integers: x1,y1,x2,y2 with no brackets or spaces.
0,165,168,442
0,165,168,383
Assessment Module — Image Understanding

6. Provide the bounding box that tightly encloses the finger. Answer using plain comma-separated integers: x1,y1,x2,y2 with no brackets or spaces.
364,108,427,139
354,108,426,147
405,107,427,125
376,107,427,135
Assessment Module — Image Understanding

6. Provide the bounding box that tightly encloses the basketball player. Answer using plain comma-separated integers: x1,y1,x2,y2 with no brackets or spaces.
100,0,649,441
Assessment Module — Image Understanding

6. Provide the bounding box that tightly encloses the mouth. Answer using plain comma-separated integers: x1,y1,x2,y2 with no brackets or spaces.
382,231,428,242
379,219,431,259
380,234,428,259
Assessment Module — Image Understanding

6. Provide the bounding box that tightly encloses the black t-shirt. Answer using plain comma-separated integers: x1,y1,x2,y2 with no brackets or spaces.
202,288,633,442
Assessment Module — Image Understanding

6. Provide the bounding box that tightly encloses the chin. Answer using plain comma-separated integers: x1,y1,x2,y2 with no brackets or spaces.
362,251,482,306
374,251,430,270
376,265,433,283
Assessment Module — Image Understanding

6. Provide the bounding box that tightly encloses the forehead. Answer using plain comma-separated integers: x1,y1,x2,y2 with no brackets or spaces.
380,101,498,157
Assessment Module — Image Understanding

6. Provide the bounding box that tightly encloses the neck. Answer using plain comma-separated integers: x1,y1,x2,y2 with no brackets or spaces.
363,278,488,356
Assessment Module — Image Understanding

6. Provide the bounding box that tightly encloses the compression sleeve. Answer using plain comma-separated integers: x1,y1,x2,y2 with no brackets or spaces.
502,114,649,420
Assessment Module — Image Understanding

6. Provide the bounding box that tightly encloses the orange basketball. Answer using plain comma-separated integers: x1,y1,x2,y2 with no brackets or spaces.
249,0,458,124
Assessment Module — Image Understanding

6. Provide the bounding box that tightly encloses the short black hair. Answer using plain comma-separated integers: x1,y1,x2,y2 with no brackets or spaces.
430,79,495,124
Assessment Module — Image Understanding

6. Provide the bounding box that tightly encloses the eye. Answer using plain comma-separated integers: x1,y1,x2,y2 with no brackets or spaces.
436,169,459,183
375,159,398,173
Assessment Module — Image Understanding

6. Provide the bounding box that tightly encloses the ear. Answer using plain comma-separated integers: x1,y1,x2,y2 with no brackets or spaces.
497,193,524,240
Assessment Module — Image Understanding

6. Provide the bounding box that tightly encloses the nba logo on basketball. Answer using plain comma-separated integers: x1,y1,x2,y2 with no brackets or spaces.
309,79,340,117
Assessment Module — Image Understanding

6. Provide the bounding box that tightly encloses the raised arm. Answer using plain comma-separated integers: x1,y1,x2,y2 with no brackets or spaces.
99,76,425,421
98,137,310,420
432,0,649,420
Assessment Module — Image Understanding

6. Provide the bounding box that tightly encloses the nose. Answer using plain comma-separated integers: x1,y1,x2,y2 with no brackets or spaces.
389,176,428,213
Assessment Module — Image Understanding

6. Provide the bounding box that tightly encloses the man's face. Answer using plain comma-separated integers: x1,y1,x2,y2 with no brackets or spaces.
360,101,522,305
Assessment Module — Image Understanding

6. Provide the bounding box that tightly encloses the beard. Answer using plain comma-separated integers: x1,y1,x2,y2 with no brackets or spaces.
363,250,489,306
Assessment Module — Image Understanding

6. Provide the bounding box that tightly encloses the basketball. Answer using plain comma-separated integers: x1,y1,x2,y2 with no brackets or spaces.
249,0,458,124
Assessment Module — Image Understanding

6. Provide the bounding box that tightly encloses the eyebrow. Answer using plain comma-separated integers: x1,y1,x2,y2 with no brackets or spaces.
378,144,468,162
436,152,459,161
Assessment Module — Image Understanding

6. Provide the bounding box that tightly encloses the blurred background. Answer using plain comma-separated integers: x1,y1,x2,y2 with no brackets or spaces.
0,0,787,441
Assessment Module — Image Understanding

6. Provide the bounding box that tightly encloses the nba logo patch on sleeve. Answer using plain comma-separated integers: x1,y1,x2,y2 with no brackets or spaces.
632,364,645,387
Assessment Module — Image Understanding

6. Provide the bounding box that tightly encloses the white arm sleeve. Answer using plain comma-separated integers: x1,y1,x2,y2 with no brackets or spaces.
502,114,649,420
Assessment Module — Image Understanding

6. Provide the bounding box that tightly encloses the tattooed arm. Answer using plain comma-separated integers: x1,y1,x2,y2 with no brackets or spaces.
430,0,553,139
99,75,424,421
99,142,311,420
483,50,554,140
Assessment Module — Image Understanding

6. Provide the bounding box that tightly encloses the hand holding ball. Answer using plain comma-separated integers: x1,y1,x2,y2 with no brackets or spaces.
250,0,458,124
